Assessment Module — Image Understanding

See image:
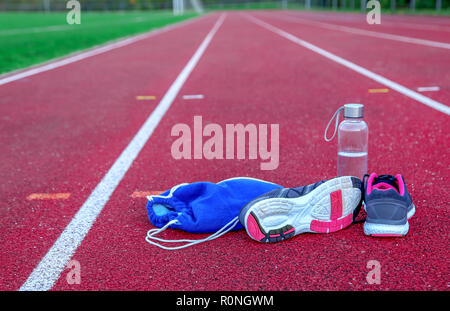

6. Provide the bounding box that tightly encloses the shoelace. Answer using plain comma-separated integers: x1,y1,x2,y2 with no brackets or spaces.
145,216,240,250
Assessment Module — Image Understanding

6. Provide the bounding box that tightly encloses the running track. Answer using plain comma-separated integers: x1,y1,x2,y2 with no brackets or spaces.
0,11,449,291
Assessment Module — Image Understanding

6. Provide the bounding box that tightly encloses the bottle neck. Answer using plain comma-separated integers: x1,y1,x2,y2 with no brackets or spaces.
344,117,363,122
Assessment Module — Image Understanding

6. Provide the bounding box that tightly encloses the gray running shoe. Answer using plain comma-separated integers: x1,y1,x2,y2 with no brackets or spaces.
363,173,415,237
239,176,363,243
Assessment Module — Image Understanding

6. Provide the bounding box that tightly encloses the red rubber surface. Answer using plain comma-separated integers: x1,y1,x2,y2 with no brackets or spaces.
371,234,405,238
0,11,448,291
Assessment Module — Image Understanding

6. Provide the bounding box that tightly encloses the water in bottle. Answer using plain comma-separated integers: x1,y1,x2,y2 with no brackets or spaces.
324,103,368,179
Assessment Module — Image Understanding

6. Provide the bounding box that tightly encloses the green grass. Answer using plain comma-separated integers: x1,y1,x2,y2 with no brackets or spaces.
0,10,198,75
2,6,448,75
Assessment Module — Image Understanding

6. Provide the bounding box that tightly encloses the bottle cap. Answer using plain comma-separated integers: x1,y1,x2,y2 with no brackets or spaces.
344,103,363,118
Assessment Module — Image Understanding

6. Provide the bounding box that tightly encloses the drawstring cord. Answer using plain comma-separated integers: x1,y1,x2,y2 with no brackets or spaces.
324,106,344,142
145,216,240,250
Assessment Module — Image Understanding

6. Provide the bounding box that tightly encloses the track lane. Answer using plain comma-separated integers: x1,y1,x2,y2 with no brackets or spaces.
252,11,450,104
284,10,450,42
280,12,450,49
47,12,448,290
0,14,218,290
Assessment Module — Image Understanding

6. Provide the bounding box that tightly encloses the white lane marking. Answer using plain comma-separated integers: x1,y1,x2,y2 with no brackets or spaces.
0,15,207,87
376,21,450,33
285,12,450,32
19,13,226,291
272,13,450,50
417,86,440,92
246,14,450,116
183,94,204,99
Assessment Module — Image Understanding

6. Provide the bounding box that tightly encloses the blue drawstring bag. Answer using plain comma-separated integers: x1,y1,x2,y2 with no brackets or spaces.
145,177,282,250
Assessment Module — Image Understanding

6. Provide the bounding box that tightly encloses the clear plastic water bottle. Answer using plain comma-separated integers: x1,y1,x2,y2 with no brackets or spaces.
324,103,368,179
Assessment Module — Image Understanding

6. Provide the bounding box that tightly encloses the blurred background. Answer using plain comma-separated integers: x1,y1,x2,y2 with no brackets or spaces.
0,0,448,75
0,0,448,12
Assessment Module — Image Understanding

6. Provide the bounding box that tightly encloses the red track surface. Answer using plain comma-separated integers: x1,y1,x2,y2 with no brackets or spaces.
0,11,448,291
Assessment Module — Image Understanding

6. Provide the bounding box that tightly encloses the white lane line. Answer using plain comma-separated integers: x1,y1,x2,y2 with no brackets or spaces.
417,86,440,92
19,13,226,291
246,14,450,116
272,13,450,50
183,94,204,99
0,15,208,87
375,21,450,33
285,12,450,32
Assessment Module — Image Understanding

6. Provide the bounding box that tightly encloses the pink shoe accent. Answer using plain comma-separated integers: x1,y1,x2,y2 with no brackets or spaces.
246,214,265,241
394,174,405,196
284,228,295,235
330,190,343,220
366,173,378,195
371,234,404,238
270,234,280,238
372,182,397,192
310,214,353,233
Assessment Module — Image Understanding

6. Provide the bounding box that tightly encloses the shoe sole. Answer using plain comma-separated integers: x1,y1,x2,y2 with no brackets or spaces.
241,176,362,243
363,204,415,237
